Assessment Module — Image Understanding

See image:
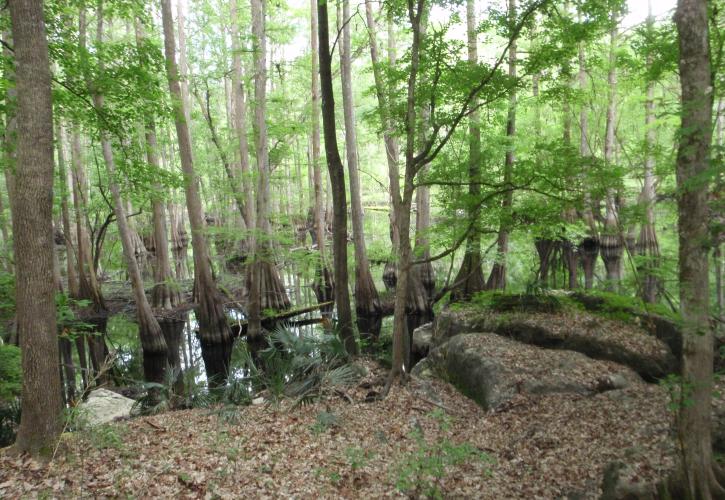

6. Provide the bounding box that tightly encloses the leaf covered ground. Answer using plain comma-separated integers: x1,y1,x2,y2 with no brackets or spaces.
0,358,678,499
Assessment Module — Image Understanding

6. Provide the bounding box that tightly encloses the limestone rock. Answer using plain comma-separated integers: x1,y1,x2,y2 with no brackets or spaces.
433,306,677,381
78,388,136,426
426,333,642,410
412,322,433,359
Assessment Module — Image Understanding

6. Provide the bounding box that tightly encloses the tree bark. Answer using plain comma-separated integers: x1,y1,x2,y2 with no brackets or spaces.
451,0,487,301
230,0,255,232
69,125,105,309
339,0,380,317
487,0,516,291
247,0,291,344
56,122,80,297
91,5,168,385
365,0,401,291
673,1,722,497
600,20,623,291
411,9,434,311
161,0,233,387
636,6,661,304
577,34,598,290
389,0,425,377
9,0,63,455
310,0,325,257
318,0,356,354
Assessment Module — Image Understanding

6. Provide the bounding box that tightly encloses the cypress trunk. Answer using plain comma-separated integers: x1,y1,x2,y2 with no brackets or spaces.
161,0,233,386
451,0,486,301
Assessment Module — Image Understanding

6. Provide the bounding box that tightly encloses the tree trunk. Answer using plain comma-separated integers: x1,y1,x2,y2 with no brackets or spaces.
578,35,598,290
365,0,401,291
339,0,380,318
487,0,516,291
308,0,333,314
56,122,79,297
168,202,189,280
9,0,63,455
230,0,255,232
247,0,291,345
636,8,660,304
411,9,434,311
176,0,193,134
673,1,722,497
390,0,425,377
451,0,486,301
134,23,183,390
318,0,356,354
91,6,168,385
600,21,623,291
161,0,233,387
70,127,105,308
310,0,325,258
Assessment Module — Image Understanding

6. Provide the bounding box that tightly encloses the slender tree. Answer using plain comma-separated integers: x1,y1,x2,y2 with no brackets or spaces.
636,2,661,303
161,0,233,386
318,0,356,354
56,122,79,298
364,0,402,291
577,28,598,289
673,0,723,496
451,0,487,301
230,0,254,232
9,0,63,455
339,0,380,318
308,0,333,315
487,0,517,290
247,0,291,345
600,18,623,291
89,4,168,384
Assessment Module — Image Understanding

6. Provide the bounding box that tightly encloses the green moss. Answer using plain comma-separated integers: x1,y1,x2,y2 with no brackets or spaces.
570,290,680,323
467,291,563,314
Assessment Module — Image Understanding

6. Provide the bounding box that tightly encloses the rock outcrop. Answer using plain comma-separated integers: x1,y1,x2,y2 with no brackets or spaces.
414,333,641,410
433,304,677,381
411,294,719,499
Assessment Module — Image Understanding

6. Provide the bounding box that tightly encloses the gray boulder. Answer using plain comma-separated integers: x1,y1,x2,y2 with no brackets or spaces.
78,388,136,426
423,333,642,410
412,322,433,359
433,305,677,381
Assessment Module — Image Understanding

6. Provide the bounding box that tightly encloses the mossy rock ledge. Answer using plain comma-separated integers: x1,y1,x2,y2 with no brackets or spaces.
431,298,678,381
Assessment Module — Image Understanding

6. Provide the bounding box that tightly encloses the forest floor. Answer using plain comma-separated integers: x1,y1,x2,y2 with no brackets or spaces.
0,358,676,499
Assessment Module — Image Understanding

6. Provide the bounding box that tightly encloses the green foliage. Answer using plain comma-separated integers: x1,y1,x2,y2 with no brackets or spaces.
570,290,680,323
63,405,127,451
468,290,562,313
88,423,127,452
0,343,21,402
394,411,493,499
345,445,374,471
310,410,340,435
0,398,21,447
660,373,694,413
235,326,359,408
0,271,15,335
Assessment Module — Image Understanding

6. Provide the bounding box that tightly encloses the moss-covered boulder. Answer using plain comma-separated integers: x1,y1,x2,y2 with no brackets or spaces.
434,295,678,381
421,333,641,410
